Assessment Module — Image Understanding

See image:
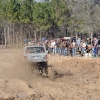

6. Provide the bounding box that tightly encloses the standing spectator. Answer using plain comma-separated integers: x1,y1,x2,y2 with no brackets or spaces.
81,40,86,55
92,39,95,56
56,40,60,54
48,40,51,53
28,42,31,46
71,40,76,57
49,40,53,53
63,41,68,56
24,38,28,46
54,40,57,54
93,37,98,57
44,40,48,52
59,40,63,55
76,37,81,48
51,40,56,54
68,40,72,56
62,41,66,56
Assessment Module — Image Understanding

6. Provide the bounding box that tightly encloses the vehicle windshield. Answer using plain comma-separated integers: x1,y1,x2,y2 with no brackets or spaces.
26,47,45,53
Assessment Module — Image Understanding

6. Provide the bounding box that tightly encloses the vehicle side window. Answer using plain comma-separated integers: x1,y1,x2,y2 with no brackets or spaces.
26,48,31,53
36,47,45,53
41,47,45,53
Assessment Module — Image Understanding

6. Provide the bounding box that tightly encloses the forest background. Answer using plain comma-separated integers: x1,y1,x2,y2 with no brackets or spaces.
0,0,100,48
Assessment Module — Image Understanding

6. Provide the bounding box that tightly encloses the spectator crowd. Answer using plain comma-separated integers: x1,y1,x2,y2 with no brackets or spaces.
27,37,99,58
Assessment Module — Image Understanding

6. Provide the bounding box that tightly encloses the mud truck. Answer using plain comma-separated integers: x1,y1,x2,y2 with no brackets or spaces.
24,45,48,75
24,45,58,80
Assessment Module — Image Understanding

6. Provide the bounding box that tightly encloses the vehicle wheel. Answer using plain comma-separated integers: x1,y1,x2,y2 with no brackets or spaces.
41,62,48,76
47,66,56,81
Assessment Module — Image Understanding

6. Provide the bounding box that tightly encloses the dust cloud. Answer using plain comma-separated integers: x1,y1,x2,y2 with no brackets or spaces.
0,49,34,80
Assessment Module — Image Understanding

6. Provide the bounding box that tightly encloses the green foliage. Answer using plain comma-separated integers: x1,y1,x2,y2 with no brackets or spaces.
32,2,53,30
0,0,3,21
0,0,71,31
9,0,21,23
19,0,34,23
1,0,21,23
51,0,70,25
32,0,71,31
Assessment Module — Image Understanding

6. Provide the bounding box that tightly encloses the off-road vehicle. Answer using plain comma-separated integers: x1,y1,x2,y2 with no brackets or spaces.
24,45,48,75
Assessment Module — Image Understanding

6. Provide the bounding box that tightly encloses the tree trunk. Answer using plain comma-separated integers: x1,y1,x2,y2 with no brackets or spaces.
34,30,37,45
7,25,10,47
15,33,18,48
16,33,18,43
91,31,93,43
20,24,23,47
40,29,41,41
2,32,4,49
4,27,7,48
12,23,15,47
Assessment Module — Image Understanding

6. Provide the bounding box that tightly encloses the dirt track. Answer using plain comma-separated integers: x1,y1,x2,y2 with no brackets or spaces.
0,49,100,100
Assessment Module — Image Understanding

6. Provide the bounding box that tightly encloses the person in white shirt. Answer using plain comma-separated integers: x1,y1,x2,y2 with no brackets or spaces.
51,40,56,54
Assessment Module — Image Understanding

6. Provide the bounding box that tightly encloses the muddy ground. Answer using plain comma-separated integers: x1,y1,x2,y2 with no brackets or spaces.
0,49,100,100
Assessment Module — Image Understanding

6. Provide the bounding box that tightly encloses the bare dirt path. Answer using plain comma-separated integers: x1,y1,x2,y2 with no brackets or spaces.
0,49,100,100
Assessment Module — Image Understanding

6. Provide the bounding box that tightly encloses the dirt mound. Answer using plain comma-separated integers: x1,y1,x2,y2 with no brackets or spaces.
0,49,38,99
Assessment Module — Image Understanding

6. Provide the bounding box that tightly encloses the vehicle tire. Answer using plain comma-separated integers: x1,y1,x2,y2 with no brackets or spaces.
37,62,48,76
47,66,56,81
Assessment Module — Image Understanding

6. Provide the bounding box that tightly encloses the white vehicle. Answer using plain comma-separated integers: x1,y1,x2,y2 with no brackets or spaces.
24,45,56,80
24,45,48,75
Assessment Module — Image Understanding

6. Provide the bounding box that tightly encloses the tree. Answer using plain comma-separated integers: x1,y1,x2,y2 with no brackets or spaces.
0,0,71,46
20,0,34,23
32,0,71,38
